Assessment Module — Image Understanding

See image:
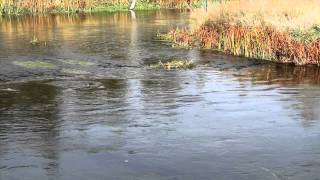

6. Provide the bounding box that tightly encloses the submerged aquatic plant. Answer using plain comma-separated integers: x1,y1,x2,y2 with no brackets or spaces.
13,61,56,69
150,60,195,70
60,59,94,66
61,68,90,75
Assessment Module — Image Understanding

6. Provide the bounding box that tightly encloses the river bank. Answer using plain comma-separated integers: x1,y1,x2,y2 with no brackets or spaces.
164,0,320,66
0,0,202,15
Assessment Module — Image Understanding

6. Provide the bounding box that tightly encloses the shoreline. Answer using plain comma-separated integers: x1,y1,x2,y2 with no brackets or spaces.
0,3,160,16
164,24,320,66
163,0,320,66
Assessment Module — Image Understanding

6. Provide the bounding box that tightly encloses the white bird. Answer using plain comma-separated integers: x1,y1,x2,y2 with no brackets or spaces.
129,0,137,10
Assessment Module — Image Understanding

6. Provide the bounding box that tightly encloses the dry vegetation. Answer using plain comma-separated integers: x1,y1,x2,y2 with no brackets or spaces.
0,0,95,14
0,0,201,14
166,0,320,65
191,0,320,31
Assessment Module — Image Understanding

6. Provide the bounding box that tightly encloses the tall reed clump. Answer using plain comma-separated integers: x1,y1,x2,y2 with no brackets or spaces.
166,0,320,65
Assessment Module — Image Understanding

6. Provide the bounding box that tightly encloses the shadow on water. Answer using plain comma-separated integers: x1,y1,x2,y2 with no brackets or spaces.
197,51,320,126
0,10,320,180
241,64,320,126
0,82,60,178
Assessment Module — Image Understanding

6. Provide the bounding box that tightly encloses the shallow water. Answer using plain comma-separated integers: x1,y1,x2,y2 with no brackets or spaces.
1,11,320,180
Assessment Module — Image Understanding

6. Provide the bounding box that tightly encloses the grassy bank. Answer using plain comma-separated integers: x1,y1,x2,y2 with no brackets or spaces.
164,0,320,65
0,0,203,15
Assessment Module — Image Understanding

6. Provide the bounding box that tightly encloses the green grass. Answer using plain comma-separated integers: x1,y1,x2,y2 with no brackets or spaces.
290,25,320,43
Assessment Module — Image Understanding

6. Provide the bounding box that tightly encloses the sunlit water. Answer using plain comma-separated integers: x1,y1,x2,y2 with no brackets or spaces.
1,11,320,180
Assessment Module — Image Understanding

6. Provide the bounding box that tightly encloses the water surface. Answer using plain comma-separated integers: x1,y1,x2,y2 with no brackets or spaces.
0,11,320,180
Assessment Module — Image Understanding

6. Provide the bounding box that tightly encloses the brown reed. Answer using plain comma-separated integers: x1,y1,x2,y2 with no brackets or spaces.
166,23,320,65
0,0,201,14
165,0,320,65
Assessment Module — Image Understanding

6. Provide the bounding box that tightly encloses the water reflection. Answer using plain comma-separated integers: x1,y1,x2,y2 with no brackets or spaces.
215,59,320,126
239,64,320,85
243,64,320,126
0,82,60,179
0,10,189,82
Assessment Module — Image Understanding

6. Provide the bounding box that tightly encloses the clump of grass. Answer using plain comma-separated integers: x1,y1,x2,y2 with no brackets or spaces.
150,60,195,70
30,36,47,46
166,24,320,65
165,0,320,66
30,36,39,46
160,28,194,48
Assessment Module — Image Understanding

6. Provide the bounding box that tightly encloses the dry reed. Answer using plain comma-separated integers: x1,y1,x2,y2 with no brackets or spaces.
191,0,320,31
166,0,320,65
0,0,201,14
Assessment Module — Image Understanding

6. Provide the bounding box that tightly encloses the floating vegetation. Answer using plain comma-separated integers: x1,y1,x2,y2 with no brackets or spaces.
150,60,195,70
30,36,47,46
61,69,90,75
30,36,40,46
60,60,95,66
13,61,56,69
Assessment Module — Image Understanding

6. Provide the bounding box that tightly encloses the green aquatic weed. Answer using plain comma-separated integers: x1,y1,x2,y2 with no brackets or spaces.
13,61,56,69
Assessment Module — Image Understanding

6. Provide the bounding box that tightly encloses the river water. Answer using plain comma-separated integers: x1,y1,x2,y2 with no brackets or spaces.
0,11,320,180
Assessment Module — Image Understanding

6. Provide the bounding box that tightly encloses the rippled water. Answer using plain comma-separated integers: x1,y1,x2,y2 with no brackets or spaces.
1,11,320,180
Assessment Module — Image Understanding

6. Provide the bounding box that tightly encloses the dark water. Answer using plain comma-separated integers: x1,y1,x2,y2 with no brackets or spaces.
1,11,320,180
